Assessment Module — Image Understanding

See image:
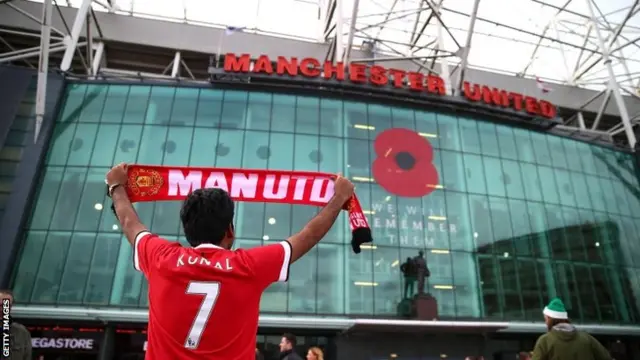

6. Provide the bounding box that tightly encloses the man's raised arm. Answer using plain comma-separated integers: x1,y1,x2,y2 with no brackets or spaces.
107,163,147,246
287,174,354,263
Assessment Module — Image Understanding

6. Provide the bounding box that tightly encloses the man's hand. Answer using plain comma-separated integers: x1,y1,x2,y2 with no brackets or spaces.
106,162,129,186
107,162,146,246
333,174,354,202
286,173,355,263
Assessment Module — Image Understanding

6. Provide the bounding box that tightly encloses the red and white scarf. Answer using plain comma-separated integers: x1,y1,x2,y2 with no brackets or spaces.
123,165,373,253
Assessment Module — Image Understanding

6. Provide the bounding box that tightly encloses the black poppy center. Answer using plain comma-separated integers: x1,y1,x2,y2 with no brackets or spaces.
395,152,415,170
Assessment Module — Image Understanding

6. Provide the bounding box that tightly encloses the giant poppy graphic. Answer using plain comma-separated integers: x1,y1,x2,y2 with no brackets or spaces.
372,128,439,197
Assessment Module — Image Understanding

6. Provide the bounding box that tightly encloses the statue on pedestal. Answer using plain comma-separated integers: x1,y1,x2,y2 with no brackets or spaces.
397,250,437,319
413,250,430,295
400,257,417,299
400,250,430,299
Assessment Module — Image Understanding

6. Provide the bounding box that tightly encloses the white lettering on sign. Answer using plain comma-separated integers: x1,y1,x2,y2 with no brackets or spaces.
31,337,95,350
263,175,289,199
168,170,203,196
370,202,458,247
166,170,335,204
2,299,10,358
229,173,258,198
310,178,334,203
350,212,369,228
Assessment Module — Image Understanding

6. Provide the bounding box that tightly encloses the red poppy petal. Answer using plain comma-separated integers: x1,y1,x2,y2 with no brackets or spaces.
372,128,439,197
375,164,439,197
373,130,401,158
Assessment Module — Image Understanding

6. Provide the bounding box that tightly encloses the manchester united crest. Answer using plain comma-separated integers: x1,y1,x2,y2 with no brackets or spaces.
128,168,163,197
346,197,355,212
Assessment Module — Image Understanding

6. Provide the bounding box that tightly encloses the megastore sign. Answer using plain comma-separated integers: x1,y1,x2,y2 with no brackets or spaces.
32,337,95,350
223,53,557,119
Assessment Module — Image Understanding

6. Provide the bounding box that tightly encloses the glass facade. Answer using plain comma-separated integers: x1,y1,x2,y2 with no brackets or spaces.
11,83,640,324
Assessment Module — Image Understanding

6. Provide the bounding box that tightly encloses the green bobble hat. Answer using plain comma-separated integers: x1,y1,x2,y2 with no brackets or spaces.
543,297,568,319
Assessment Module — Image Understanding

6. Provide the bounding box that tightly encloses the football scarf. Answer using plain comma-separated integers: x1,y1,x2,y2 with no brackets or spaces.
120,165,373,253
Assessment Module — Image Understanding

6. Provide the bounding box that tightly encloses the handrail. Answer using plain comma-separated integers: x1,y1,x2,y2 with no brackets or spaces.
12,305,640,335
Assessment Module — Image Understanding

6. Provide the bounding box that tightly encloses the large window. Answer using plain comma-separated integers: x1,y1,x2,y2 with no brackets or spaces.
11,83,640,323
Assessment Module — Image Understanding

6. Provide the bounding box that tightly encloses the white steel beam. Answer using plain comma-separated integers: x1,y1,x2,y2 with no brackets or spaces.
60,0,92,72
335,0,343,63
551,18,572,83
610,35,640,53
620,86,640,102
322,0,336,42
521,0,573,76
425,1,461,49
0,44,69,64
410,5,435,49
180,58,196,80
577,112,587,129
454,0,480,95
171,51,181,77
0,42,64,60
0,28,63,41
610,115,640,136
373,0,399,40
0,36,35,68
93,0,114,12
85,13,93,75
574,1,639,82
353,54,452,62
571,22,592,82
100,68,210,85
591,89,611,130
343,0,359,63
585,0,636,148
34,0,53,143
435,2,451,94
91,41,105,76
409,0,425,46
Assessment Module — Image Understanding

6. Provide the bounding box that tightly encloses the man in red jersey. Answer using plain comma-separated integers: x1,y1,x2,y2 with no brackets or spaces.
106,163,354,360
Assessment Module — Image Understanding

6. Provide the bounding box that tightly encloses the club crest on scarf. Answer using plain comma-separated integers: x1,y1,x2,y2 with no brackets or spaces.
128,168,164,197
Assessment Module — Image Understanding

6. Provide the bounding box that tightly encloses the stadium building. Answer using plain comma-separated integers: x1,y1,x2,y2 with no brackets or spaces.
0,0,640,359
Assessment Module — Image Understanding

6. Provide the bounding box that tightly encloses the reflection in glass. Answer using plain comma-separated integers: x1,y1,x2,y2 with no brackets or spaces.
11,84,640,324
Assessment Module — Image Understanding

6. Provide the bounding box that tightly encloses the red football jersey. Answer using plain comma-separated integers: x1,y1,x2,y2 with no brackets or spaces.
133,231,292,360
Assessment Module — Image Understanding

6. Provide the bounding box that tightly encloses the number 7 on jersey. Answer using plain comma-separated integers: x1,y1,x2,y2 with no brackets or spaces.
184,281,221,350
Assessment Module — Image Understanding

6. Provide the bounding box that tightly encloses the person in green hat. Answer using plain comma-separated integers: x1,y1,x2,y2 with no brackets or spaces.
531,298,611,360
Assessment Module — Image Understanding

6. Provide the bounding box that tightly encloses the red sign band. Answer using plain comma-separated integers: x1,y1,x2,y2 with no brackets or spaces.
223,53,557,119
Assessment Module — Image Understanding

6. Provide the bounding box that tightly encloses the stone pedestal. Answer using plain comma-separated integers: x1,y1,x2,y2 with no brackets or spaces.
413,293,438,320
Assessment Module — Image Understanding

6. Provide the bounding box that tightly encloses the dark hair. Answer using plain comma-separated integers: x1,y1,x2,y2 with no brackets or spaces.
180,188,235,247
283,333,297,347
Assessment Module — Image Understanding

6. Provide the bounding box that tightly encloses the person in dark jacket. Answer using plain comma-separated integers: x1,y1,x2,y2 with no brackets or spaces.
255,347,264,360
532,298,611,360
1,290,32,360
279,333,303,360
